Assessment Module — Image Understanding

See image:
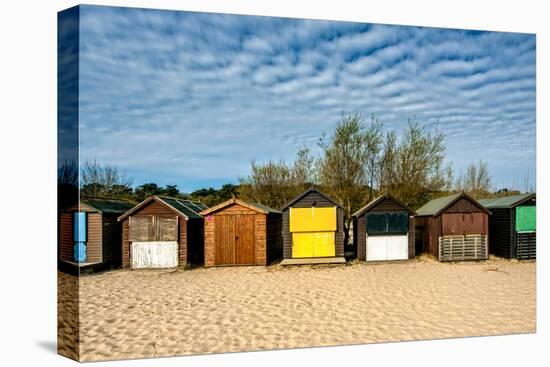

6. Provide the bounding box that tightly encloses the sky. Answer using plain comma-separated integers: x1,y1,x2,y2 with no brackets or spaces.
75,5,536,193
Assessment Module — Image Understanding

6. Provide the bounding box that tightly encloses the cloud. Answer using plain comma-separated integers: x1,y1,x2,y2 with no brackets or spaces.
75,5,536,191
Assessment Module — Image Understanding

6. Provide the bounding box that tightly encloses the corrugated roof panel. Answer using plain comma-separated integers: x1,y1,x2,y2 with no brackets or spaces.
81,198,135,214
249,201,282,214
479,193,535,209
179,200,206,214
158,197,202,219
415,193,462,216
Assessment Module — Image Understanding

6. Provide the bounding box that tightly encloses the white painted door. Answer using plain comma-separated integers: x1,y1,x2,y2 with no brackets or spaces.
131,241,178,269
366,235,408,261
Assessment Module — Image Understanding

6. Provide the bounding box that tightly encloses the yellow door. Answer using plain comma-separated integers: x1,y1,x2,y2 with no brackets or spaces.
289,207,337,232
292,232,315,258
292,231,335,258
290,206,337,258
313,232,335,257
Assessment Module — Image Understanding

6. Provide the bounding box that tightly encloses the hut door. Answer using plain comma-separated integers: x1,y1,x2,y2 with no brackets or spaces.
235,215,255,264
366,235,408,261
215,215,235,265
292,232,336,257
290,207,337,258
215,215,256,265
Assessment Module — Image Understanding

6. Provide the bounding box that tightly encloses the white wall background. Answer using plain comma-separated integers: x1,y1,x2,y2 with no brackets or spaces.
0,0,547,366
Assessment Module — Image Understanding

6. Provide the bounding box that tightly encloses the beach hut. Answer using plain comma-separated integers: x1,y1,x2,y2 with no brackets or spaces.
281,188,345,265
59,197,135,272
118,196,207,269
352,194,416,261
479,193,536,259
415,192,490,261
200,198,282,266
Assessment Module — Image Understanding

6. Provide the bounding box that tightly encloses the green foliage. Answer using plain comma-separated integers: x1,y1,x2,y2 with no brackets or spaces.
188,184,238,207
318,112,383,246
378,120,450,209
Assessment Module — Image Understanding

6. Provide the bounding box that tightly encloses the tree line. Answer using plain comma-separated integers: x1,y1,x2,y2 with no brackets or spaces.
58,159,239,208
59,112,530,237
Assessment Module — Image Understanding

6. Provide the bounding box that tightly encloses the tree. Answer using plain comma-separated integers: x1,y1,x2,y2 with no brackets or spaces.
238,159,294,209
364,115,384,201
291,146,317,189
378,120,450,209
455,160,492,199
318,112,380,247
80,160,133,199
134,183,162,201
58,160,79,209
188,184,239,207
162,184,180,197
238,147,317,209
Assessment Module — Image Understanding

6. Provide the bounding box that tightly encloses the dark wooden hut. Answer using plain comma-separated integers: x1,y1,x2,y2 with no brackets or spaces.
118,196,207,269
200,198,282,266
352,194,415,261
281,188,345,265
415,192,490,261
59,197,135,273
479,193,536,259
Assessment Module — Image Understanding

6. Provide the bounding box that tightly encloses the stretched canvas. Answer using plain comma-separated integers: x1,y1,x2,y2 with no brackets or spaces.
57,4,536,362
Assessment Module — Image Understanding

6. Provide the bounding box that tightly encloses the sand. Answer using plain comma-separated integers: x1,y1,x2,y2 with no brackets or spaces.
58,256,536,362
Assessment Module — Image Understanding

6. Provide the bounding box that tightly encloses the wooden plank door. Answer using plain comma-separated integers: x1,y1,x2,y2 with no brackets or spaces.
215,215,235,265
235,214,255,264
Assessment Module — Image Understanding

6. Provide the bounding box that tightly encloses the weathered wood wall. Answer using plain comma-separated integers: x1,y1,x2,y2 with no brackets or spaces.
122,219,130,268
355,215,366,260
408,216,415,259
516,232,536,259
59,213,73,262
445,197,481,213
131,241,179,268
441,212,488,236
439,234,488,261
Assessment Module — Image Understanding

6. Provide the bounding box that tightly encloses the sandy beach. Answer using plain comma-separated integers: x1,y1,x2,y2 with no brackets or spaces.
58,256,536,362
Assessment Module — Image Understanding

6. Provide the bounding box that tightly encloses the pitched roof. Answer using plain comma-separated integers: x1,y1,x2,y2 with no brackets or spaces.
281,187,342,210
478,193,536,209
80,197,135,214
352,194,415,217
117,196,207,221
416,192,489,216
200,198,281,216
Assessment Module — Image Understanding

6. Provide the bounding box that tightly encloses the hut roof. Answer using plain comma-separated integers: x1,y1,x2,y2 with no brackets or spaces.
352,194,415,217
416,192,489,217
200,198,281,216
118,196,207,221
281,187,342,210
478,193,536,209
80,197,135,214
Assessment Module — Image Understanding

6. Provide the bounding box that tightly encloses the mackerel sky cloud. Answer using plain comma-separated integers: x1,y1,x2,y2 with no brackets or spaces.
77,5,536,192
